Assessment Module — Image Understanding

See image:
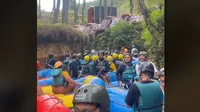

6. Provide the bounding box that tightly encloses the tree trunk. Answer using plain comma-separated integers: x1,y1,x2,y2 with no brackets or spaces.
62,0,69,24
109,0,113,16
74,0,80,24
138,0,161,39
104,0,107,17
49,0,56,22
99,0,102,23
38,0,41,18
130,0,133,15
82,0,86,25
52,0,61,24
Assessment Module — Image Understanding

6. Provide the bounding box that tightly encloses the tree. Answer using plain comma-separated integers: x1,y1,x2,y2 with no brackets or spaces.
49,0,56,22
104,0,107,17
109,0,113,16
82,0,86,25
130,0,133,15
38,0,41,19
99,0,102,23
62,0,69,24
52,0,61,24
74,0,80,24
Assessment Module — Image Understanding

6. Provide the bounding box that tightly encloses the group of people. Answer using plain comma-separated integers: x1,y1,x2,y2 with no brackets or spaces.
37,45,165,112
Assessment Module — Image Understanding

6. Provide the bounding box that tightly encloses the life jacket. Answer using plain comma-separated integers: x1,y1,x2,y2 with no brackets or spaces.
80,60,90,75
122,63,136,82
63,59,69,70
133,81,163,112
114,60,123,69
51,69,68,87
96,59,106,72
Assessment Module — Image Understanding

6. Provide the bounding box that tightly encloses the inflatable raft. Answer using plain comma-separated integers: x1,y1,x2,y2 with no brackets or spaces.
40,76,133,112
37,95,71,112
38,69,118,86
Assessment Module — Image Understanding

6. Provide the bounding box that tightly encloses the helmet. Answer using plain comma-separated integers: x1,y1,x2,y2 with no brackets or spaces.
124,48,128,53
49,52,54,58
113,49,118,53
139,62,154,78
37,61,41,69
91,49,96,54
84,55,90,62
132,45,135,48
92,55,98,61
77,53,82,59
139,51,148,57
54,61,64,69
160,67,164,76
118,54,123,60
106,56,113,62
133,52,139,56
84,50,89,56
65,53,71,57
98,50,104,55
112,53,118,59
73,84,110,112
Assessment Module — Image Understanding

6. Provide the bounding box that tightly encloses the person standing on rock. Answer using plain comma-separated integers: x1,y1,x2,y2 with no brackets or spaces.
45,52,56,69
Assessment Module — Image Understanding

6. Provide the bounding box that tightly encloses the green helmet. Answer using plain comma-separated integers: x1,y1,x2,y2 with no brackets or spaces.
139,51,148,58
73,84,110,112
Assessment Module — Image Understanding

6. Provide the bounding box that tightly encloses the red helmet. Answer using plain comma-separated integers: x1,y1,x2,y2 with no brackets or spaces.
37,61,41,69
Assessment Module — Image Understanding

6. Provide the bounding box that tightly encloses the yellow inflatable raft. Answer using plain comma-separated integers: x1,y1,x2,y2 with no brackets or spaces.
41,75,97,108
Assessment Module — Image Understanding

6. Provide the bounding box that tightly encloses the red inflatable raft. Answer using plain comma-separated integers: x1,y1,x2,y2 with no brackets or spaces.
37,95,71,112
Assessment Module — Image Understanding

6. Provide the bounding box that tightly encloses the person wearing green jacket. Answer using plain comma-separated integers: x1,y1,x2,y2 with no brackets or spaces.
125,62,163,112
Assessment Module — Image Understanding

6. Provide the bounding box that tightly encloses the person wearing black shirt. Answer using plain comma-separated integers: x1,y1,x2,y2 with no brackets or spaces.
125,62,163,112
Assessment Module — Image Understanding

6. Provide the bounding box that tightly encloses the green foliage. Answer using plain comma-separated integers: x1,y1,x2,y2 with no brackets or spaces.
140,0,164,69
92,21,145,52
141,27,152,46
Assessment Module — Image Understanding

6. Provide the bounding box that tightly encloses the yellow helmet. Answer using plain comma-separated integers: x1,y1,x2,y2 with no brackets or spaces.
124,48,128,52
112,53,118,59
106,56,113,62
118,54,123,60
54,61,64,69
84,55,90,62
92,55,98,61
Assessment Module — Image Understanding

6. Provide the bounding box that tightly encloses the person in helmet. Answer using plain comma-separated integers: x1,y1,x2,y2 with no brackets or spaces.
135,51,158,76
94,51,110,85
132,51,139,66
112,53,118,67
116,53,137,89
158,67,164,92
114,53,123,69
45,52,56,69
52,61,81,94
37,61,41,79
131,45,138,56
63,53,72,72
107,56,117,72
68,53,79,78
78,55,95,78
113,49,118,54
72,84,110,112
37,61,41,71
125,62,163,112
